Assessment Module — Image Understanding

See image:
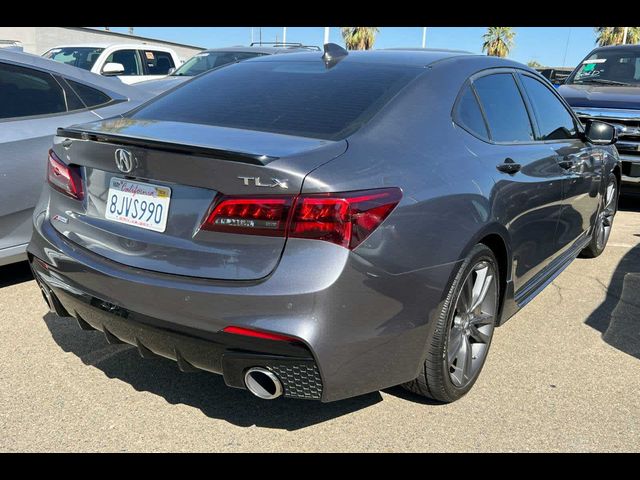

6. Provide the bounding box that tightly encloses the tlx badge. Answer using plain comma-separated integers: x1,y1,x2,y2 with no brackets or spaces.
238,176,288,189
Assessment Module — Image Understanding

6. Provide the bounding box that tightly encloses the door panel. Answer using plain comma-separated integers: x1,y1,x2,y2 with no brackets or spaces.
490,144,565,291
553,142,602,253
515,72,601,255
0,111,97,252
471,71,565,291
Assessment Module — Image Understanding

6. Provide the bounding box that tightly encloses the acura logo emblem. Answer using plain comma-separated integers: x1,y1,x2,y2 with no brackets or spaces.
115,148,135,174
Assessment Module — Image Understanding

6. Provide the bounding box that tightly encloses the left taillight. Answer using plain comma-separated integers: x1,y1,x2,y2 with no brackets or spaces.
47,150,84,200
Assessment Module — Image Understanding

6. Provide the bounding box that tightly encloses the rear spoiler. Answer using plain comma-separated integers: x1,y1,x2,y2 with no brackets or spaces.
56,127,278,166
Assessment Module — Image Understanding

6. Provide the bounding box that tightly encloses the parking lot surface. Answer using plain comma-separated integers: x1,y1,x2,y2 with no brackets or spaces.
1,200,639,452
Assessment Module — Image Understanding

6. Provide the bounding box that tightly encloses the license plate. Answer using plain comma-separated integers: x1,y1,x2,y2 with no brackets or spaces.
105,178,171,232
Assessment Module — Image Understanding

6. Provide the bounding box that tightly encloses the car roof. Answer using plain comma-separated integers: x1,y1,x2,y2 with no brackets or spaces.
246,48,479,67
199,45,319,55
46,43,176,51
0,48,150,100
592,44,640,52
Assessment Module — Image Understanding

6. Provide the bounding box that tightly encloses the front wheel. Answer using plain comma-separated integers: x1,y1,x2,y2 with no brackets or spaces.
581,172,618,259
403,244,499,403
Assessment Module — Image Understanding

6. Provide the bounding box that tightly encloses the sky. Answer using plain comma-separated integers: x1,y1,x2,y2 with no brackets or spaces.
98,27,599,68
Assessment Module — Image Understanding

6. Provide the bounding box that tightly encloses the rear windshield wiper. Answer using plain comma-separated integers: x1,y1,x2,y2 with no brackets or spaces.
573,78,631,86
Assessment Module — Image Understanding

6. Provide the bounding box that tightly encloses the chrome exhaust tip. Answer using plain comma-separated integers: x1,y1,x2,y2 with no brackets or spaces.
244,367,283,400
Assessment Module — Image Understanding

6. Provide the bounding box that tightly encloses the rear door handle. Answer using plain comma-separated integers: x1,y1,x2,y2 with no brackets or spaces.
496,158,521,174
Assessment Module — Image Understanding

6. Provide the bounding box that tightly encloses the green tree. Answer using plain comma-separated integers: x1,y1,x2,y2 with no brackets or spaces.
527,60,543,68
482,27,515,58
340,27,379,50
595,27,640,46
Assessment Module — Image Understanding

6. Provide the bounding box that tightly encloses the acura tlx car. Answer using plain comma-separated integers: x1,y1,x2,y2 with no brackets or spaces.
28,45,620,403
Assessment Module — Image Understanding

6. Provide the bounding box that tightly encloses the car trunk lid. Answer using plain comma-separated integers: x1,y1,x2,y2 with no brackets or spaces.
50,118,347,280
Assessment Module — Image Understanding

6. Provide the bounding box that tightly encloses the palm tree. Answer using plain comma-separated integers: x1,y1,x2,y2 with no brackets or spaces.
527,60,543,68
595,27,640,46
482,27,515,58
340,27,379,50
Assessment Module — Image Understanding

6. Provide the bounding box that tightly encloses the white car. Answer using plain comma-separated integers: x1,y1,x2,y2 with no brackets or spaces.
42,43,183,84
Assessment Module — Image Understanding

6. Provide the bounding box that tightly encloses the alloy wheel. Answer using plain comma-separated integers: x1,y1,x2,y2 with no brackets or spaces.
447,260,497,388
595,177,618,251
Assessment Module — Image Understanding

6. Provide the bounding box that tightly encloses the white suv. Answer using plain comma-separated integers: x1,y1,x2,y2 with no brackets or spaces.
43,44,183,84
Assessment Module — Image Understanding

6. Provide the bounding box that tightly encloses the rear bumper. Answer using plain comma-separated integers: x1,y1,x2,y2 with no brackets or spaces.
30,258,323,399
28,209,454,402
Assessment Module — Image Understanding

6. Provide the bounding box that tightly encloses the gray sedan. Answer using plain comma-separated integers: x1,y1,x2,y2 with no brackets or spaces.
29,46,620,403
0,48,153,266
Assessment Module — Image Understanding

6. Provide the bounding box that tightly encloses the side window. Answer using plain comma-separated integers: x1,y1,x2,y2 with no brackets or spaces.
473,73,534,143
520,74,578,141
55,75,85,111
0,62,66,119
104,49,142,76
142,50,175,75
65,79,112,108
453,84,489,139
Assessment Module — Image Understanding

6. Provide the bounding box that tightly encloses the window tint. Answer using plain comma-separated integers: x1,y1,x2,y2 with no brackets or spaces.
0,62,66,119
66,79,111,107
131,61,423,140
43,47,104,71
104,50,141,76
454,85,488,139
142,50,175,75
473,73,534,143
172,51,264,77
56,76,85,111
520,75,577,140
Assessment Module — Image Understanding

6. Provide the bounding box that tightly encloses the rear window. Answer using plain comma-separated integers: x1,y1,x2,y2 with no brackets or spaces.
130,60,424,140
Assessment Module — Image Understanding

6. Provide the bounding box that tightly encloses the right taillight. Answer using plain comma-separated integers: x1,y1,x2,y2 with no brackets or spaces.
289,188,402,249
200,187,401,250
47,150,84,200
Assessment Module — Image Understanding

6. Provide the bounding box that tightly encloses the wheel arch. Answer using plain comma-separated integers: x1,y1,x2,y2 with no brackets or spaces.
457,223,513,327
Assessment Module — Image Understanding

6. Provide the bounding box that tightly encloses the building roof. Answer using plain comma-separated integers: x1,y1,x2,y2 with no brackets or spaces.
71,27,206,50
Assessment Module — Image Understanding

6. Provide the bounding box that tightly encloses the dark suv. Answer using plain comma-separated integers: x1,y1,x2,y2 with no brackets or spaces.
559,44,640,192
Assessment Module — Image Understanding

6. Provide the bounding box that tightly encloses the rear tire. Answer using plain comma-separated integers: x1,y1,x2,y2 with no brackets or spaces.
581,172,618,259
403,244,499,403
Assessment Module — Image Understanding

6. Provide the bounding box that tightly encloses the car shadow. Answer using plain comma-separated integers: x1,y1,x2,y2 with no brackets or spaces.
584,195,640,360
42,312,383,430
0,261,33,288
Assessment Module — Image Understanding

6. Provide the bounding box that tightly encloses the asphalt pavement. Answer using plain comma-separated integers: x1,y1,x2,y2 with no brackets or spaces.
1,199,639,452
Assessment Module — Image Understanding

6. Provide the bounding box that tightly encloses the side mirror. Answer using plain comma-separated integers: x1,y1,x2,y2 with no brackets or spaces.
102,62,125,76
167,67,176,75
584,120,617,146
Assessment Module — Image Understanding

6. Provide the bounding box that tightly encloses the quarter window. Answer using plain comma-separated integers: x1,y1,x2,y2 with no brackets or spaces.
453,85,489,139
0,62,66,119
473,73,534,143
66,79,112,108
104,49,142,76
520,75,578,141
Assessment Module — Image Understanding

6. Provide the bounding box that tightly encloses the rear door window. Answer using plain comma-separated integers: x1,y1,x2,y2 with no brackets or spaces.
142,50,175,75
104,49,142,76
473,73,534,143
453,84,489,139
0,62,66,119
